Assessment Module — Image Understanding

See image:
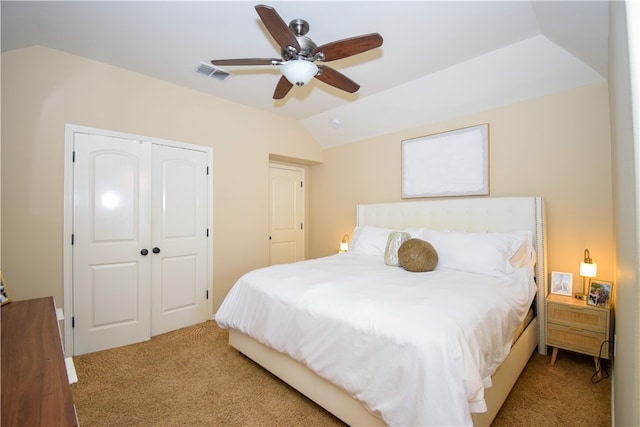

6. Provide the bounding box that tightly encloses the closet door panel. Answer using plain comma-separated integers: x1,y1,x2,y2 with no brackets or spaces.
73,134,151,355
151,144,209,336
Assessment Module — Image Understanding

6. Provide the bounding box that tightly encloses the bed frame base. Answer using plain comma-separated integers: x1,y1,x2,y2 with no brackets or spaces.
229,328,385,426
230,317,537,427
471,317,537,426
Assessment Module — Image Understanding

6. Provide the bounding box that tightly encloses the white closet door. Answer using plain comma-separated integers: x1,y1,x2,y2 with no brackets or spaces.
72,131,211,355
150,144,209,336
73,134,152,355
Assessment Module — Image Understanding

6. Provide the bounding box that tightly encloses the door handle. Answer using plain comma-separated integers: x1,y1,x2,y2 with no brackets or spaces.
141,249,149,256
152,247,160,254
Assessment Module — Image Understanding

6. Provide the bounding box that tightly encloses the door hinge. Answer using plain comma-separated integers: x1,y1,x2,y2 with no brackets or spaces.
300,181,303,188
206,166,209,175
72,151,76,162
206,228,209,237
71,234,74,245
72,316,75,328
206,290,209,300
301,223,303,230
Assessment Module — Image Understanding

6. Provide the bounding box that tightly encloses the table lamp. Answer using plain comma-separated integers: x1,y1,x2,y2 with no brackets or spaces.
579,248,597,299
339,234,349,252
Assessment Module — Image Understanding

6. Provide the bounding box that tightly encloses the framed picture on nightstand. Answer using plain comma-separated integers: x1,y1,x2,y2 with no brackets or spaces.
0,271,10,306
587,279,613,308
550,271,573,296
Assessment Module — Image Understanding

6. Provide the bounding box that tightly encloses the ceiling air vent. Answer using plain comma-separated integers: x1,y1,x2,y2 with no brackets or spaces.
195,62,230,81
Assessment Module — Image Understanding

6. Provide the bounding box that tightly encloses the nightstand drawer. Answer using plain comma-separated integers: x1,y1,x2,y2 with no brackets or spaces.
547,323,609,358
547,302,608,333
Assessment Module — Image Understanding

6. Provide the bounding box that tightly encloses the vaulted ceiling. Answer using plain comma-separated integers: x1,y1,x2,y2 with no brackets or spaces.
1,1,609,147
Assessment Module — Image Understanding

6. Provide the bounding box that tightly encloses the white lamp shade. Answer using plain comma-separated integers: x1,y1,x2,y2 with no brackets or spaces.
282,60,318,86
580,262,597,277
339,234,349,252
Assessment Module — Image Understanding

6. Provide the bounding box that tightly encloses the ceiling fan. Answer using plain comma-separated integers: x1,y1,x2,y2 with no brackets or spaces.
211,4,383,100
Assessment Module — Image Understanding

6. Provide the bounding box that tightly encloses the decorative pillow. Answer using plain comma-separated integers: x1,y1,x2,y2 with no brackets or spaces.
349,226,394,256
384,231,412,266
421,229,525,277
398,238,439,272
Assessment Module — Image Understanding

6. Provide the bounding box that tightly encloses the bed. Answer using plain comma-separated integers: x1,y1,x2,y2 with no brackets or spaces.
216,196,548,426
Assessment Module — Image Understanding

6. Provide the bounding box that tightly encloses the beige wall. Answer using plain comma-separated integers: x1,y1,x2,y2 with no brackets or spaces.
1,46,324,311
310,82,614,287
1,47,616,322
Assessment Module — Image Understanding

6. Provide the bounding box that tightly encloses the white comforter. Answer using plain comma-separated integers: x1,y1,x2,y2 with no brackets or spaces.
215,253,537,426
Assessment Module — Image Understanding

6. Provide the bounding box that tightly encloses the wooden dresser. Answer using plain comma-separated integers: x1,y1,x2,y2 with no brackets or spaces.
1,297,78,426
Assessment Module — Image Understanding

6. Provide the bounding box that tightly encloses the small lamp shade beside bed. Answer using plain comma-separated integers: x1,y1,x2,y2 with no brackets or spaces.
579,248,597,298
339,235,350,252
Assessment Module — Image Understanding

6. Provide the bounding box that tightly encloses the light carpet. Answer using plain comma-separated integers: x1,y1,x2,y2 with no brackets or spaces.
71,320,611,426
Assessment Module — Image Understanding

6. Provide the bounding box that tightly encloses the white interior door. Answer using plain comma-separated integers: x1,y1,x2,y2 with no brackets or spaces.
150,144,209,336
71,130,211,355
73,134,152,355
269,165,304,265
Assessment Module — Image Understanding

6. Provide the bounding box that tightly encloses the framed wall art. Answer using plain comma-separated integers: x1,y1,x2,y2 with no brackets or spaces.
550,271,573,296
587,279,613,308
401,123,489,198
0,271,10,305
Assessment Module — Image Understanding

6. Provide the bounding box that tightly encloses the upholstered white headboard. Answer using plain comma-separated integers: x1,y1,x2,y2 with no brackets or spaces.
356,196,548,354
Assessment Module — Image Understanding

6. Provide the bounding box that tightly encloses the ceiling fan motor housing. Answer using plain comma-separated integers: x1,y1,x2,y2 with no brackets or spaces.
282,37,317,61
280,19,318,61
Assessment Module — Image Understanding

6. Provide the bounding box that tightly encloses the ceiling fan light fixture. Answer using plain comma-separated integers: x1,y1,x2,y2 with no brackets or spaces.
282,60,318,86
210,5,383,99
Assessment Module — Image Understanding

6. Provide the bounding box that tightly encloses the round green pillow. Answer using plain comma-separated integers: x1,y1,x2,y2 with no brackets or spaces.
398,238,439,272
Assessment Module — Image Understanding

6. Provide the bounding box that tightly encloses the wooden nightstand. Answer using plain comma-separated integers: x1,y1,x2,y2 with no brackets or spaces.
545,294,612,373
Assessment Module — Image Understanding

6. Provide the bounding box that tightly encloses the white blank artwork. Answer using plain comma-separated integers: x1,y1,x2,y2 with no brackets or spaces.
402,124,489,198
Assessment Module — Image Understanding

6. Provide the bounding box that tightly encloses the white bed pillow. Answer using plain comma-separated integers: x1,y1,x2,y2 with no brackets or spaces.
351,226,426,257
402,228,424,239
349,226,394,256
508,230,536,271
421,229,525,277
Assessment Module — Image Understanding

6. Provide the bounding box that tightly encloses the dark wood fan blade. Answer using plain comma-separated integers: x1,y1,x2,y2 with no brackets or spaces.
314,33,383,62
273,76,294,99
211,58,280,66
315,65,360,93
255,5,300,52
